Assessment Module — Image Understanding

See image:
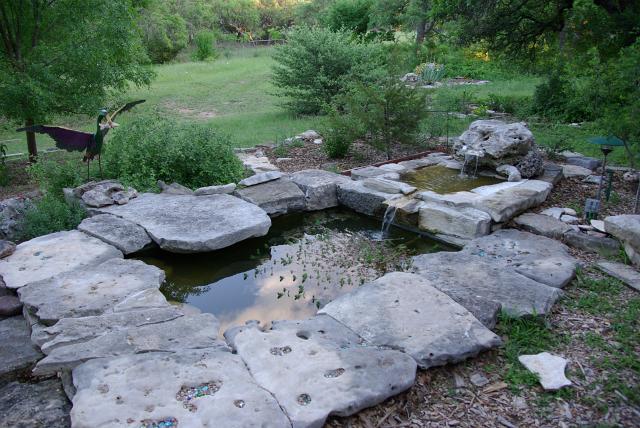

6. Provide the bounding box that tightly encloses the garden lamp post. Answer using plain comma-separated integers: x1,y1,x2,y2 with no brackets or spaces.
584,136,624,219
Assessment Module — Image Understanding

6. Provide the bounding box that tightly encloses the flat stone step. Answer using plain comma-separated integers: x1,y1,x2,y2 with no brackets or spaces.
71,348,290,428
0,379,71,427
514,213,572,239
96,193,272,253
234,177,306,217
471,180,553,223
77,214,154,254
320,272,502,369
596,261,640,292
0,316,43,384
225,315,417,428
0,230,123,290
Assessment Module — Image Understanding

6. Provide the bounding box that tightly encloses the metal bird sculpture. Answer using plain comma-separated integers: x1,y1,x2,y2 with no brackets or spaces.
17,100,145,179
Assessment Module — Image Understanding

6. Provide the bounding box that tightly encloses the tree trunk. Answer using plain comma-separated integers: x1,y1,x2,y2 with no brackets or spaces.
416,19,427,46
25,117,38,163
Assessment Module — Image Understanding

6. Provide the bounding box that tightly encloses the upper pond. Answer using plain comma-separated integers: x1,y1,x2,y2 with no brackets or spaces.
138,209,452,332
402,165,503,194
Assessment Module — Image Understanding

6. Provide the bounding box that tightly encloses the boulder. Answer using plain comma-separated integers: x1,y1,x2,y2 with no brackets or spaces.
518,352,571,391
157,180,193,195
350,166,389,180
363,177,416,195
71,349,290,428
538,163,564,185
337,180,400,217
78,180,137,207
238,171,284,187
540,207,566,220
194,183,236,196
565,156,601,170
226,318,416,428
514,213,572,239
321,272,501,368
562,164,592,178
0,380,71,427
236,153,280,174
560,214,580,224
0,240,16,258
400,72,419,83
0,294,22,318
419,202,491,242
0,316,44,383
18,258,166,326
297,130,321,140
97,193,271,253
0,194,35,240
583,175,604,185
563,230,620,257
0,230,123,290
515,150,545,178
77,214,154,255
604,215,640,265
290,169,350,211
496,165,522,182
596,261,640,292
417,190,479,208
471,180,553,223
235,177,306,217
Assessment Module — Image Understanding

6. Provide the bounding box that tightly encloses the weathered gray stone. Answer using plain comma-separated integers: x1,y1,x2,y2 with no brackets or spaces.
290,169,350,211
235,177,306,217
34,313,222,375
496,165,522,182
519,352,571,391
563,230,620,257
350,166,388,180
419,202,491,241
227,319,417,428
471,180,552,223
438,159,463,170
538,163,564,185
71,348,289,428
18,258,166,325
605,215,640,251
596,260,640,292
269,314,364,348
320,272,501,368
583,175,604,185
0,294,21,317
412,252,562,319
0,240,15,258
238,171,284,187
417,190,479,207
398,157,440,171
562,164,592,178
237,153,280,174
194,183,236,195
363,177,416,195
560,214,580,224
157,180,193,195
378,163,407,173
591,219,606,233
297,130,321,140
514,213,572,239
565,156,601,170
463,229,577,288
81,181,137,207
0,316,43,383
0,230,123,290
0,380,71,427
540,207,565,219
77,214,153,255
515,149,545,178
337,180,400,217
97,193,271,253
0,194,35,241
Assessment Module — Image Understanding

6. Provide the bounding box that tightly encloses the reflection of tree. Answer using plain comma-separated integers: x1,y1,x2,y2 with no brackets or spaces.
160,281,210,303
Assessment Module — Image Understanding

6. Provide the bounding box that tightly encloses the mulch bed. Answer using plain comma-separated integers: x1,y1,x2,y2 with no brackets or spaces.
0,159,37,200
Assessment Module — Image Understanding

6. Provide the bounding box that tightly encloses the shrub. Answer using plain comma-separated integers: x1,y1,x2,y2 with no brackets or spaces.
0,143,9,186
532,73,590,122
322,107,364,158
272,26,385,114
485,93,532,117
102,115,244,191
139,7,188,63
193,31,217,61
28,158,85,197
18,195,86,241
324,0,372,35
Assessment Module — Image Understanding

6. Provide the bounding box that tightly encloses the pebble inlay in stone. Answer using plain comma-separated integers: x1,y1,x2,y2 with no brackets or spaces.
175,381,222,412
297,393,311,406
269,346,292,356
233,399,245,408
139,417,178,428
323,368,345,378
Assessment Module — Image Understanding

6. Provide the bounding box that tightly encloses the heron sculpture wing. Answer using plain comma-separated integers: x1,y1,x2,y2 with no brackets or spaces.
15,125,93,152
101,99,146,137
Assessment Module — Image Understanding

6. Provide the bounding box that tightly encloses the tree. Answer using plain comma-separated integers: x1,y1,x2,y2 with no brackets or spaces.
210,0,260,40
371,0,437,45
325,0,373,35
138,1,189,63
0,0,153,162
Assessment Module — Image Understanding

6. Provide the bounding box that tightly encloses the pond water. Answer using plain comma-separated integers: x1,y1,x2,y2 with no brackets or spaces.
402,165,503,194
137,209,451,332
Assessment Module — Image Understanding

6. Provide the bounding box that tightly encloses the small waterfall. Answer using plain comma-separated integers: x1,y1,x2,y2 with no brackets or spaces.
460,149,483,178
380,205,398,238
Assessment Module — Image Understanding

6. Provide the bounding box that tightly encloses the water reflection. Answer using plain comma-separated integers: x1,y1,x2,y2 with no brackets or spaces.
402,165,503,194
138,209,451,332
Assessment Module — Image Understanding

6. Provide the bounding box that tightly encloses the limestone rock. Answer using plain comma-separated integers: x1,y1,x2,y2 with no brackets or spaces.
538,163,564,185
18,258,166,325
227,319,417,428
0,239,16,258
596,260,640,292
238,171,284,187
234,177,305,217
194,183,236,196
419,202,491,241
269,314,364,348
80,180,137,207
337,180,400,217
540,207,565,220
417,190,479,207
496,165,522,182
0,380,71,427
605,215,640,250
350,166,389,181
71,349,289,428
297,130,321,140
363,177,416,195
97,193,271,253
237,153,280,174
0,194,34,240
562,164,592,178
563,230,620,257
0,316,43,383
290,169,350,211
379,163,407,173
77,214,153,255
0,230,122,290
518,352,571,391
515,149,545,178
590,219,606,233
157,180,193,195
514,213,572,239
34,313,223,375
565,156,601,170
0,294,22,318
560,214,580,224
320,272,501,368
471,180,553,223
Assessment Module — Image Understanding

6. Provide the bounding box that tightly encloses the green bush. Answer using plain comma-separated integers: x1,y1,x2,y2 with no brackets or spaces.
324,0,372,35
272,26,385,114
485,93,532,117
103,115,244,191
28,158,85,197
322,107,364,158
139,6,188,63
532,73,591,122
193,31,217,61
18,195,86,241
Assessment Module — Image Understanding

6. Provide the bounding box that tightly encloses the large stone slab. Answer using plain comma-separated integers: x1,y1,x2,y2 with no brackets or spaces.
411,252,563,319
98,193,272,253
350,166,389,180
363,178,416,195
0,230,122,289
18,258,166,325
0,380,71,427
0,316,43,383
514,213,572,239
563,230,620,257
337,179,400,217
419,202,491,241
239,171,285,187
226,319,416,428
234,177,306,217
290,169,350,211
562,164,593,178
471,180,553,223
605,215,640,250
34,313,222,375
596,261,640,292
417,190,479,207
463,229,576,288
77,213,153,255
71,348,290,428
320,272,501,368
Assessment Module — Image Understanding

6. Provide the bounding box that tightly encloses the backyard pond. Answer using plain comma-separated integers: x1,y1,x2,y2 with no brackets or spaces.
402,165,503,194
138,209,452,332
